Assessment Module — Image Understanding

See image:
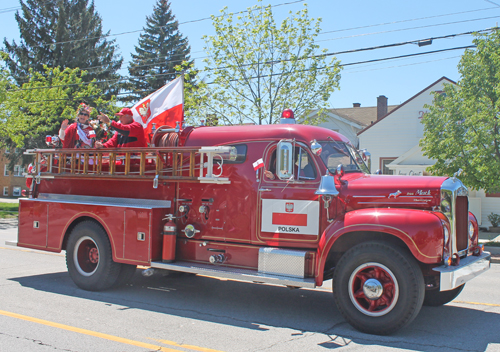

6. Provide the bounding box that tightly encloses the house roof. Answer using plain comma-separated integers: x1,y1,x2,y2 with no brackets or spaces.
328,105,398,127
357,76,456,135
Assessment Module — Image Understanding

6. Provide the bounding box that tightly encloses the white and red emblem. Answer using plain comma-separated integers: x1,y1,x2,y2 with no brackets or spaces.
285,202,294,213
136,99,152,123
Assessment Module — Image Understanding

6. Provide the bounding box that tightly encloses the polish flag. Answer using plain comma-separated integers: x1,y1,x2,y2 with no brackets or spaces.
253,158,264,170
132,76,184,142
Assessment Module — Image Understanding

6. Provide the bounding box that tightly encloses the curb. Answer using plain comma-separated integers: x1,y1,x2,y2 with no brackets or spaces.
484,246,500,264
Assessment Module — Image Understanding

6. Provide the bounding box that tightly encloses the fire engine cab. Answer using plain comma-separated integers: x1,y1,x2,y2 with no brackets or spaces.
8,110,491,335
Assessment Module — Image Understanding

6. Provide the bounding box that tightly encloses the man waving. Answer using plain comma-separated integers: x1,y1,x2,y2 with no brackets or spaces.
95,108,147,148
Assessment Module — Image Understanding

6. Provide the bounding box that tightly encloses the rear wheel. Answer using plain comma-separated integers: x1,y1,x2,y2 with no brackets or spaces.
333,241,425,335
113,264,137,288
66,221,120,291
423,284,465,306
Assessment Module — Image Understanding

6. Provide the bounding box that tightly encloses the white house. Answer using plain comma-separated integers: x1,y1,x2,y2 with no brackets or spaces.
357,77,500,226
314,97,398,148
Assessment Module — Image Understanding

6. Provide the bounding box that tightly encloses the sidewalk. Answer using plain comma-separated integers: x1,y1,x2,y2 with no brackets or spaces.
0,197,21,203
479,230,500,264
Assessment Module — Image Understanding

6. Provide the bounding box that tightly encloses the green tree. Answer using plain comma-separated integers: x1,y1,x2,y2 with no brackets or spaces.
3,0,123,97
0,64,116,166
420,30,500,193
200,1,341,125
125,0,191,102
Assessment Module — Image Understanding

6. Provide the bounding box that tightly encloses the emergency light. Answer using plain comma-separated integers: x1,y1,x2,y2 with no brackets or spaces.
280,109,296,124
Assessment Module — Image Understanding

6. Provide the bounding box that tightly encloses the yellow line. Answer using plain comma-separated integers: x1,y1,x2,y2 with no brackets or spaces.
0,309,219,352
453,300,500,307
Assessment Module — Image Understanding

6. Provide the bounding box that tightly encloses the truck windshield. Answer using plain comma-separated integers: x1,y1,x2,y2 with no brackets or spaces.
319,140,370,174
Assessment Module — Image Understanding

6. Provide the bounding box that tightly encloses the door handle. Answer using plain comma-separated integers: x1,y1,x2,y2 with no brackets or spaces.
259,188,271,192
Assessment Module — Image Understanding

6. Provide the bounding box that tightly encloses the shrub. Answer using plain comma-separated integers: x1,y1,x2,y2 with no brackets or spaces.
487,213,500,227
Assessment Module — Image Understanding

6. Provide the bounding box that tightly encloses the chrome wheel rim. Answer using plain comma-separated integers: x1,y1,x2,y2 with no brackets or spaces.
74,236,100,277
348,262,399,317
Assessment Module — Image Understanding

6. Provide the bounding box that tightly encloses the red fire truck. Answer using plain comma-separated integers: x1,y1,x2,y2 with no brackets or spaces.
8,111,490,335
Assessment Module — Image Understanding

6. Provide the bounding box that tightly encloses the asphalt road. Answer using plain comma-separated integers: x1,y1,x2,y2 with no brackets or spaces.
1,221,499,352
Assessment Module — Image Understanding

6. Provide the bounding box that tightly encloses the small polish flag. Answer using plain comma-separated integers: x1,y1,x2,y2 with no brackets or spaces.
253,158,264,171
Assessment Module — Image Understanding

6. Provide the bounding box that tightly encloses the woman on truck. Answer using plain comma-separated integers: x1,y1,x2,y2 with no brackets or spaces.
59,103,96,149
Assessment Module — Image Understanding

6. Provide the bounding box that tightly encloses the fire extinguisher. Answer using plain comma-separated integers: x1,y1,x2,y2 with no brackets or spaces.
162,214,177,263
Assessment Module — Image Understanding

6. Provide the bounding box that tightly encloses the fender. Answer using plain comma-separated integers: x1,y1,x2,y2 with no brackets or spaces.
315,208,444,286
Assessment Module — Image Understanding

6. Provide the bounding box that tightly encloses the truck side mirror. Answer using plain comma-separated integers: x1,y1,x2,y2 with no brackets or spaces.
277,141,294,180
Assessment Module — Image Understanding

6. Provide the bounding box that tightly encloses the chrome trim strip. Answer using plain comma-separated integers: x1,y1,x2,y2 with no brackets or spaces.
433,252,490,291
357,202,429,205
352,196,385,198
36,193,171,209
150,261,316,288
5,241,18,247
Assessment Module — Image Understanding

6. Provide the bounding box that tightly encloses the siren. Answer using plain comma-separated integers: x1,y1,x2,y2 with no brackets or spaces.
280,109,296,124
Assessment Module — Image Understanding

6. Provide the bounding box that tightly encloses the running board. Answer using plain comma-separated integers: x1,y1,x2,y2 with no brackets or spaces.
150,261,316,288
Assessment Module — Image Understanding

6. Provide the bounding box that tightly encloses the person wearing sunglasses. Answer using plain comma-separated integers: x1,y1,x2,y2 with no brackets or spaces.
59,103,96,148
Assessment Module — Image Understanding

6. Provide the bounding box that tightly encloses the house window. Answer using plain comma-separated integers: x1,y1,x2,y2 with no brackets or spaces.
13,187,21,197
380,157,397,175
3,187,8,196
13,165,24,177
3,165,8,176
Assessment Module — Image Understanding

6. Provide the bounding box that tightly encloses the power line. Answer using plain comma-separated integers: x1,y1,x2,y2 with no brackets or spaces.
32,0,306,49
317,15,500,43
14,44,476,105
9,27,493,93
318,6,500,35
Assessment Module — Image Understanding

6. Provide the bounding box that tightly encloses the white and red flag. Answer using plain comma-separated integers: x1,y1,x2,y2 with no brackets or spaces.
253,158,264,171
132,76,184,142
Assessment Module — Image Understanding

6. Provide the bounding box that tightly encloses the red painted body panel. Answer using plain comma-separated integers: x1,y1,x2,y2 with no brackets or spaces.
18,199,167,265
337,173,447,211
315,208,444,285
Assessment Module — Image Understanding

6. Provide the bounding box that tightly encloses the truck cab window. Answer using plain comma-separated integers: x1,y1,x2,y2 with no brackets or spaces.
219,144,247,164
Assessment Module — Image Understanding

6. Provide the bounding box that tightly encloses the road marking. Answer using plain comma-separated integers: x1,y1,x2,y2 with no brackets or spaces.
453,300,500,307
0,309,222,352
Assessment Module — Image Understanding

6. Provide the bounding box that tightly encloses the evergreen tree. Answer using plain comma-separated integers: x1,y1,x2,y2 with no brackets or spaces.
3,0,123,97
125,0,191,102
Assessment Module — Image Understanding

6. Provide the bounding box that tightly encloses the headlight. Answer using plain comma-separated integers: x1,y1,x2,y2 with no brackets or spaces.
469,221,475,240
442,220,450,244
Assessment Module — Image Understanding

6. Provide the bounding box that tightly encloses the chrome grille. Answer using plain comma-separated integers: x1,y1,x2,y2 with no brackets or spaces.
456,196,468,252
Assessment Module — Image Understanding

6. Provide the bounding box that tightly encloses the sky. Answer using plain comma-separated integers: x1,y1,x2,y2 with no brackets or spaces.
1,0,500,110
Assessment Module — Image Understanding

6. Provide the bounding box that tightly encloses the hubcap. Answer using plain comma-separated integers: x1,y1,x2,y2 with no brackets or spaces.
363,278,384,300
74,236,100,277
348,262,399,317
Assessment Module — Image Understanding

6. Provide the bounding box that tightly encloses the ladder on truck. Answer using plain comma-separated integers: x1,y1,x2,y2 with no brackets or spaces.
24,146,232,187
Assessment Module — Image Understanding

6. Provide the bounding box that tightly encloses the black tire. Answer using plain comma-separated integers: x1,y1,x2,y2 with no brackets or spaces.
66,221,121,291
423,284,465,306
113,264,137,288
333,241,425,335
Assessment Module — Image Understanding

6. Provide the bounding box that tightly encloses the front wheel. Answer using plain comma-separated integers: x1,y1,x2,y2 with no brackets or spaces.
333,241,425,335
66,221,121,291
423,284,465,306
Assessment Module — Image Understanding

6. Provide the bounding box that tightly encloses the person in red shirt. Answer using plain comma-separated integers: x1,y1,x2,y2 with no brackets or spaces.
59,103,96,148
95,108,147,148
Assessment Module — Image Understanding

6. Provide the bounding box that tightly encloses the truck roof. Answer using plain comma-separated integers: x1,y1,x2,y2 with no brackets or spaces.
183,124,351,147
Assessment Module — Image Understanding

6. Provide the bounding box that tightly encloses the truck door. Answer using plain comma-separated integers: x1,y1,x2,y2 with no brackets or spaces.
257,141,321,248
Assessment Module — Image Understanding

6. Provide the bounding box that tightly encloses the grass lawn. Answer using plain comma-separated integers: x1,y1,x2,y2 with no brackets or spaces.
0,202,19,218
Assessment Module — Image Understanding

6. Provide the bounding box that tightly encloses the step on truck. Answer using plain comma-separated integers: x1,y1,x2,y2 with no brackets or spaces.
8,110,491,335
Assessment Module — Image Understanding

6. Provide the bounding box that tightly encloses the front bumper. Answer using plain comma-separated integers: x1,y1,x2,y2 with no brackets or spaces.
432,251,491,291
